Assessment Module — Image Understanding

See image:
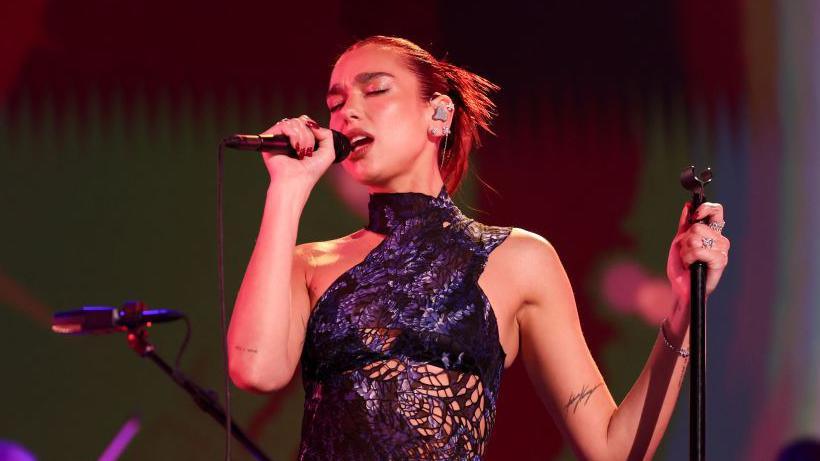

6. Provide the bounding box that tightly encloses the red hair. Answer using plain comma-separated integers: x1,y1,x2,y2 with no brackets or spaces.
344,36,499,195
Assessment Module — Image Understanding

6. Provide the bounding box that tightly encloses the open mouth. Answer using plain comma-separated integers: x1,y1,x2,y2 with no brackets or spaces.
349,135,374,156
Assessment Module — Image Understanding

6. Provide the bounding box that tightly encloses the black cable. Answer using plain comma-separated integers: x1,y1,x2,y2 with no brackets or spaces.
173,314,191,371
217,141,232,460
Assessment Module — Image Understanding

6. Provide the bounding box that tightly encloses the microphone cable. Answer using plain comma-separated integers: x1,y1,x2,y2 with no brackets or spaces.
216,141,233,460
173,314,192,372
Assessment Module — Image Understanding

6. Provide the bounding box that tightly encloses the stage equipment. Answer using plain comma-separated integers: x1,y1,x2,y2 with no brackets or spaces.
680,165,713,461
223,129,351,163
215,125,348,459
52,300,272,461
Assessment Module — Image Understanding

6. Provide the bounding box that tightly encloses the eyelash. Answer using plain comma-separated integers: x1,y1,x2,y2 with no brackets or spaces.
329,88,389,112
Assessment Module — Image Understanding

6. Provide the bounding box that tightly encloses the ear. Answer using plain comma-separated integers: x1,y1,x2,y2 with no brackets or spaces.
428,92,455,131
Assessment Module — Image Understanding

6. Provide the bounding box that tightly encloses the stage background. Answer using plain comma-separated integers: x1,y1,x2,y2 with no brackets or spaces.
1,1,818,459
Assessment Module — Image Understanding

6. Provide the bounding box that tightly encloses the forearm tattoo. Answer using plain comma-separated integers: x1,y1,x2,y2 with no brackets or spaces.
565,383,603,414
234,346,258,354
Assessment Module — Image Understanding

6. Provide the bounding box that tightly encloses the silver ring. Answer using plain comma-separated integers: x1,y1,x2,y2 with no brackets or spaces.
701,237,715,249
279,117,290,123
709,221,725,233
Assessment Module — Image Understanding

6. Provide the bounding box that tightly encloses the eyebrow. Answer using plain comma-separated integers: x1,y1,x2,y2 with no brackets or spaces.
326,72,395,98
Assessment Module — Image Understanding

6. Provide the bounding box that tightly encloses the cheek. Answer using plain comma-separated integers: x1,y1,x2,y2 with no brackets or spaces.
375,101,427,152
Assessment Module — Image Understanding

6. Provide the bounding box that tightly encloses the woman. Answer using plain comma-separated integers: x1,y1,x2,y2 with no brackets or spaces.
227,36,730,460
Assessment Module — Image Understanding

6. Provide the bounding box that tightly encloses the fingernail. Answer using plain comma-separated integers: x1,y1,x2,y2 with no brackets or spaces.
307,147,314,157
305,120,320,129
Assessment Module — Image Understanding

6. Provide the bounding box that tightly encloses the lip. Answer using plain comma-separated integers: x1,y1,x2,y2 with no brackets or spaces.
343,127,375,160
347,141,372,161
343,127,374,143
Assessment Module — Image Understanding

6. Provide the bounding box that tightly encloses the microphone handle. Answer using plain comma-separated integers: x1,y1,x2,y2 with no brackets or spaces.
223,130,350,163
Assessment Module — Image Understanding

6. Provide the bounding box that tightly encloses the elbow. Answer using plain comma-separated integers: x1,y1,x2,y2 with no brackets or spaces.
229,358,295,393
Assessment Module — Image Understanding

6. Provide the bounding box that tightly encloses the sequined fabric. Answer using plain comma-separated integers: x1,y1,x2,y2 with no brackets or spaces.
298,185,512,460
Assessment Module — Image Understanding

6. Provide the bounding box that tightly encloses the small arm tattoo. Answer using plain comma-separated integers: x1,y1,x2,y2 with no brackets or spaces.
565,383,603,414
677,365,688,390
234,346,258,354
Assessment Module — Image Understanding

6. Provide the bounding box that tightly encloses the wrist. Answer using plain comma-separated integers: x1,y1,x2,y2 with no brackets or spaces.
267,178,311,200
265,183,310,219
665,299,691,347
660,318,690,358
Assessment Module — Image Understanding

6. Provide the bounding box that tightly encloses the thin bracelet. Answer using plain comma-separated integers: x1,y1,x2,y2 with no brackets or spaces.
660,318,690,358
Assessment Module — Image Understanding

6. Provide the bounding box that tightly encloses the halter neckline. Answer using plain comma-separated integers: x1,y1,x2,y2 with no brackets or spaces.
365,185,453,235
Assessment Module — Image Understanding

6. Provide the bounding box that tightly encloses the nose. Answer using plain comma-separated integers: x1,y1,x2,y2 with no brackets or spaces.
341,93,363,122
330,106,359,131
342,106,361,123
329,92,363,131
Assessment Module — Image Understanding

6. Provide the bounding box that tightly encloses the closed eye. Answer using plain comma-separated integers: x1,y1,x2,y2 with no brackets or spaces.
329,88,389,113
329,102,343,112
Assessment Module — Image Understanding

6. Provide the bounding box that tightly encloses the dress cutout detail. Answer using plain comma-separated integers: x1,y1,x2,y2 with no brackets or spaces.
298,185,512,460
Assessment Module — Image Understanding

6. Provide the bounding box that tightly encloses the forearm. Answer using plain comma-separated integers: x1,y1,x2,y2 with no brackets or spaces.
605,299,691,460
227,184,309,390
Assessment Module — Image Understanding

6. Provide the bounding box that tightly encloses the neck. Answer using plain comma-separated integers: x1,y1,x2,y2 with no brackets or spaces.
365,150,446,196
367,177,445,197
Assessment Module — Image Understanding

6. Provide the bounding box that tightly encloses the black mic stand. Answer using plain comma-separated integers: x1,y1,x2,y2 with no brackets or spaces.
680,165,713,461
125,320,272,461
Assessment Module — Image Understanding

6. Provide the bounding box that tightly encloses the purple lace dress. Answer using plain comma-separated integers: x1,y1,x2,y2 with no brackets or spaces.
297,186,512,460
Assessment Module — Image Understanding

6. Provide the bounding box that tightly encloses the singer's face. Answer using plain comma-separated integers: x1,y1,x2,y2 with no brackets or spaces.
327,45,433,187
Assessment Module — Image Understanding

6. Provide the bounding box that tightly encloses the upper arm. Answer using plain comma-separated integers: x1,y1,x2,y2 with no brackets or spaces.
512,229,616,460
284,243,314,378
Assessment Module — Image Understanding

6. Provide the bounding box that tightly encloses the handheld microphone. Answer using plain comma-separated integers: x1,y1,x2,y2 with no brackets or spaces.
223,130,351,163
52,301,184,335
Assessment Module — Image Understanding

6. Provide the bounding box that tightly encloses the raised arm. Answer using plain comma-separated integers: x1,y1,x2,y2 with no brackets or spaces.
227,116,335,393
515,202,728,460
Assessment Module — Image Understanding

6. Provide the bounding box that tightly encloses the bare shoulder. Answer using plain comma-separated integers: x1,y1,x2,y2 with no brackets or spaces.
492,227,562,275
295,230,365,265
495,227,556,255
294,229,383,305
486,227,570,309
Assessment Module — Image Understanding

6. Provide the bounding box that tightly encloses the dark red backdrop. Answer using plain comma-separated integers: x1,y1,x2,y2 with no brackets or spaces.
1,0,745,459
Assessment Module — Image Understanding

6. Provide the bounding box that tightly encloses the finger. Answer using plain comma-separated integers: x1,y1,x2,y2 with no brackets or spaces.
689,223,724,243
683,232,730,253
693,224,731,252
305,120,334,154
278,120,304,158
297,116,316,157
681,247,728,270
291,118,311,158
693,202,725,227
260,118,288,136
677,202,692,233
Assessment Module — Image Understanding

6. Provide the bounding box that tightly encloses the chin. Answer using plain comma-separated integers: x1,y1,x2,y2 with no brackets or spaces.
342,144,422,188
343,156,383,185
343,158,400,189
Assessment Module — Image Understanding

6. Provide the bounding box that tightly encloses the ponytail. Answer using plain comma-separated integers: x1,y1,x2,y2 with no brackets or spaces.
437,62,499,194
